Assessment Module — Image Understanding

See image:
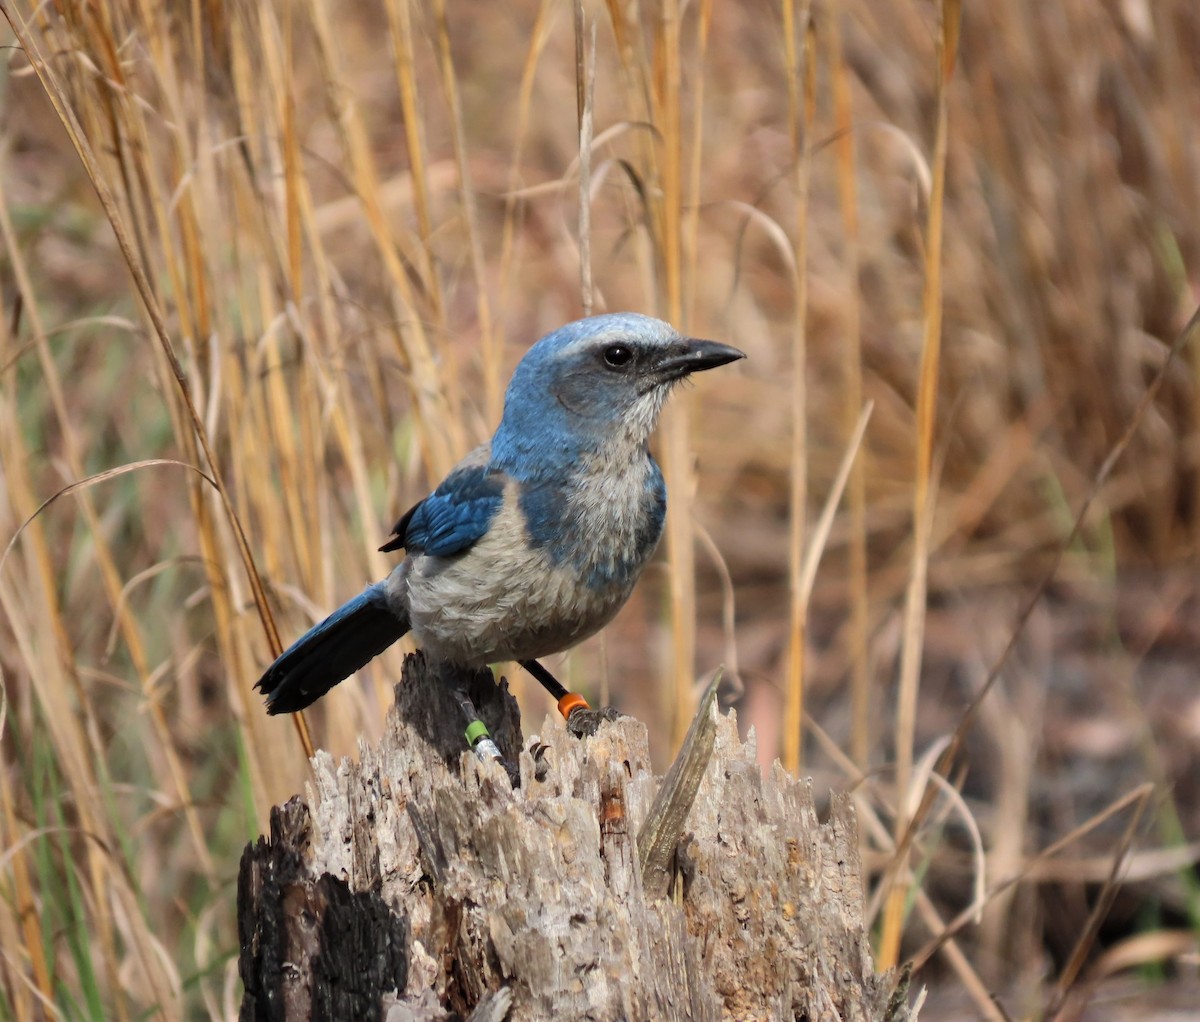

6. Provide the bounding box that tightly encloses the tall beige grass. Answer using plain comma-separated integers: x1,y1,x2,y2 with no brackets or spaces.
1,0,1198,1018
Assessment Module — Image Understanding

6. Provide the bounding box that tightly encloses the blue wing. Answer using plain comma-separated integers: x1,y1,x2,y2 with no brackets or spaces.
379,462,506,557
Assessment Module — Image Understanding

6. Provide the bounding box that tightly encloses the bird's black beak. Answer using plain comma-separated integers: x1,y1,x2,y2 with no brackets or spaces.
655,337,746,382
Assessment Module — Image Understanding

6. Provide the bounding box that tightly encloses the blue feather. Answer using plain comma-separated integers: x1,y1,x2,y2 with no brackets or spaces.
520,450,667,589
256,582,408,714
490,314,679,478
397,464,506,558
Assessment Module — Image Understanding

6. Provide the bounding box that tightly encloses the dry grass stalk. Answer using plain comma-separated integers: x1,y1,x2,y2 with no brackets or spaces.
782,0,813,775
824,0,871,773
881,0,959,969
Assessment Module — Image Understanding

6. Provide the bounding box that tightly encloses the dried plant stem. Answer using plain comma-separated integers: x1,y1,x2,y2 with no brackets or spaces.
825,0,870,771
652,0,699,750
576,12,596,316
783,0,814,774
282,5,304,303
798,404,874,629
306,0,457,478
880,0,958,968
682,0,713,326
496,0,554,324
0,115,222,887
912,784,1155,971
385,0,444,324
432,0,500,420
0,3,280,650
0,747,52,1009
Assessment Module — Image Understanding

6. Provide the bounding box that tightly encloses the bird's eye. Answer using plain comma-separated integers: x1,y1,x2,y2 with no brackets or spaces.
602,344,634,368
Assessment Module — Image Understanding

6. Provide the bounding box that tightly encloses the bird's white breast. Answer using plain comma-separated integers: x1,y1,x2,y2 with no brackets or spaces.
390,483,643,667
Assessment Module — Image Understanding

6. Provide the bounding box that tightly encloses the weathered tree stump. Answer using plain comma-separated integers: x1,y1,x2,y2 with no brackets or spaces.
238,654,915,1021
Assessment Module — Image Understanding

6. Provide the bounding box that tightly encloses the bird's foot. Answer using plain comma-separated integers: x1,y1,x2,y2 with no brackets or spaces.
565,703,623,738
517,660,621,738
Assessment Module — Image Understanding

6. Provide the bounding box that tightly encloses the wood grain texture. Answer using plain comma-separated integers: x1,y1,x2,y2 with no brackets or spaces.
238,653,916,1021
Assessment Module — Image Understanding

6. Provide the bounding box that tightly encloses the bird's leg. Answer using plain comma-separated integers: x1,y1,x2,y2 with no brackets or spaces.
518,658,575,709
450,684,503,764
519,658,621,737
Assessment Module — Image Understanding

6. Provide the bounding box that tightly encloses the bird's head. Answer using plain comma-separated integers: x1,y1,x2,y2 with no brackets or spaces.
492,312,745,473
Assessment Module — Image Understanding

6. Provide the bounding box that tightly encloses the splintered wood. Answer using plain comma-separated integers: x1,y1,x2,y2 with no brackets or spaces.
238,654,915,1021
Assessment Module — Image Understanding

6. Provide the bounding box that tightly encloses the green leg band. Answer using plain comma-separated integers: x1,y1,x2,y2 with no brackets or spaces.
464,718,490,746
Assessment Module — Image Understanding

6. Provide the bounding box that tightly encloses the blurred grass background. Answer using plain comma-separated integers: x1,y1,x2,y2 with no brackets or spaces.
1,0,1198,1018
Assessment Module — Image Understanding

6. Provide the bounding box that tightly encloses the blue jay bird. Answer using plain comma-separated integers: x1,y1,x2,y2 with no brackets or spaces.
256,313,743,740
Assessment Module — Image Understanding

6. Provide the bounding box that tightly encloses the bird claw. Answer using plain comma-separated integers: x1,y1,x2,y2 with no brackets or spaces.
565,704,622,738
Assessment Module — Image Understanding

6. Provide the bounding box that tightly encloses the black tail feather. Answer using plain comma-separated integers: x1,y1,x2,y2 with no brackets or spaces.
256,584,409,714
